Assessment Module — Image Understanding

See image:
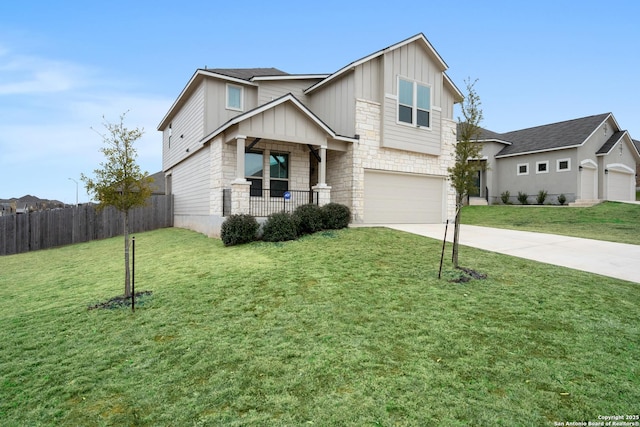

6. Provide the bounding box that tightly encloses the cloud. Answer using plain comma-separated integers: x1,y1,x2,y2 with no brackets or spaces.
0,50,89,95
0,46,172,202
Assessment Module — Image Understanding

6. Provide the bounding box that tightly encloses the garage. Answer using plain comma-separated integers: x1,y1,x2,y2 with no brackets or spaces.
363,170,444,223
606,169,634,201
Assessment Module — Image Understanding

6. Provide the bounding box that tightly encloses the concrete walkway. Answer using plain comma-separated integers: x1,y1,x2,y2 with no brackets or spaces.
385,224,640,284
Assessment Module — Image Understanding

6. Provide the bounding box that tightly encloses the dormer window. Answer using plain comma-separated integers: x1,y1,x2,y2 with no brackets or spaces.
398,77,431,128
226,84,243,111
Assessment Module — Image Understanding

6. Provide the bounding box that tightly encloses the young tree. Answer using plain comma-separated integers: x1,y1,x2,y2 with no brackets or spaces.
81,112,153,297
448,78,484,267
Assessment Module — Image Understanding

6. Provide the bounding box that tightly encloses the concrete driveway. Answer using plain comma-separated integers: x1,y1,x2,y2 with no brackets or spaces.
385,224,640,284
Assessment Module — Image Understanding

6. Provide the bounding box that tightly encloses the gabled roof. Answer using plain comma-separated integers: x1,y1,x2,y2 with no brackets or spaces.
494,113,612,158
596,131,627,155
633,139,640,155
200,93,358,146
304,33,460,98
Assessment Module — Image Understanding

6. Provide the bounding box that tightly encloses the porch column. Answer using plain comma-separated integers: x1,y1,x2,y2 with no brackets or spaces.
231,136,251,214
312,146,331,206
317,146,327,186
235,136,246,182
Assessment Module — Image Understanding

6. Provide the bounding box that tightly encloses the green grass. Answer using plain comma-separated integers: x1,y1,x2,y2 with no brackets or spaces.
1,227,639,426
462,201,640,245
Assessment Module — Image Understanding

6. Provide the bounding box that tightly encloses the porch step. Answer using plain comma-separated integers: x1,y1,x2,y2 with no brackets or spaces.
568,199,601,207
469,197,488,206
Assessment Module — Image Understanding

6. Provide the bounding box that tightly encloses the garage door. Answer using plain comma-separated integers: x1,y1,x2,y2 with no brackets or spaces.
607,170,633,201
363,170,444,223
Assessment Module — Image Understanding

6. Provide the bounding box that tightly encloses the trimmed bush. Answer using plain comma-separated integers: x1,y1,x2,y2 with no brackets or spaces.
322,203,351,230
536,190,548,205
557,193,567,205
261,212,298,242
500,191,511,205
293,203,324,235
220,214,259,246
517,191,529,205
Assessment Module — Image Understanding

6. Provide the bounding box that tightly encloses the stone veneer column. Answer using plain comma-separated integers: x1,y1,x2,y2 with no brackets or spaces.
231,181,251,215
312,184,331,206
231,136,251,214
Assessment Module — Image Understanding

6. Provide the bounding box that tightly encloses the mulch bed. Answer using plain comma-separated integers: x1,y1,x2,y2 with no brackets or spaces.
87,290,153,310
449,267,488,283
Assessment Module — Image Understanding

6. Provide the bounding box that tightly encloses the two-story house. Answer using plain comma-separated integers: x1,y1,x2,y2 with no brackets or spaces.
158,34,462,237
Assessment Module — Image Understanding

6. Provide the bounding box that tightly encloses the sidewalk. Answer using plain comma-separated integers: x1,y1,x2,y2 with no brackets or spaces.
385,224,640,284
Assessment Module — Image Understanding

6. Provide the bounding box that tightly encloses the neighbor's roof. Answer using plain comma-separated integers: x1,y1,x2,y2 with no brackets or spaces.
205,67,289,80
596,131,627,155
492,113,612,158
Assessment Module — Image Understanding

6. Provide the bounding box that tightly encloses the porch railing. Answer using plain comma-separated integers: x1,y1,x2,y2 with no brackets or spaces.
222,188,318,217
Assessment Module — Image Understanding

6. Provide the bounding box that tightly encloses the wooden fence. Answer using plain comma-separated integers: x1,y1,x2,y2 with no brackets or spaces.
0,195,173,256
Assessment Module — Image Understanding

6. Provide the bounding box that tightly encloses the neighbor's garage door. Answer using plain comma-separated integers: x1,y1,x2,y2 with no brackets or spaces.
607,170,634,201
363,170,444,223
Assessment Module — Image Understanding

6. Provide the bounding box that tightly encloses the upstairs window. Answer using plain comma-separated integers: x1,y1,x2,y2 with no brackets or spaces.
226,84,243,111
269,153,289,197
398,78,431,128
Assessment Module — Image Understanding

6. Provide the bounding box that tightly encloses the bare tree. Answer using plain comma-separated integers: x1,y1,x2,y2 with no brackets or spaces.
448,79,484,268
81,112,153,297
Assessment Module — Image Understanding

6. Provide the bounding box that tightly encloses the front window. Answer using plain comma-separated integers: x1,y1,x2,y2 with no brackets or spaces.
536,161,549,174
398,77,431,128
226,84,243,111
517,163,529,176
557,159,570,172
245,151,263,196
269,153,289,197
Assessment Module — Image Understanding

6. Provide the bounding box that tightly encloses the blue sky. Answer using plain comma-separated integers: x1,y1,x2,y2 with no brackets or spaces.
1,0,638,203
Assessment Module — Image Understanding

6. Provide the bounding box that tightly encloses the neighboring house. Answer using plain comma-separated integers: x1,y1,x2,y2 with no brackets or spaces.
470,113,640,205
158,34,462,236
634,139,640,189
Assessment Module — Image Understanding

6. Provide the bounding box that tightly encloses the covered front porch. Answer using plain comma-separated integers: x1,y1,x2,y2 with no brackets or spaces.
209,94,356,217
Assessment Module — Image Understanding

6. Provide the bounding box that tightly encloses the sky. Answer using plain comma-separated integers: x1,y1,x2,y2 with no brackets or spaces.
1,0,638,204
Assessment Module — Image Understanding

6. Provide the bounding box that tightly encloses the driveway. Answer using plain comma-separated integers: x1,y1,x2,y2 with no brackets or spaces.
386,224,640,284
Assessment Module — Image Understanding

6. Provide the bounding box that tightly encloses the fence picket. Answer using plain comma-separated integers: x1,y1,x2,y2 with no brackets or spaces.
0,195,173,255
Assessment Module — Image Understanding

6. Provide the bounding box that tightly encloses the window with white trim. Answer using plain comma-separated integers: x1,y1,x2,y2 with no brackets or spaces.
398,77,431,128
517,163,529,176
556,158,571,172
536,161,549,174
226,84,243,111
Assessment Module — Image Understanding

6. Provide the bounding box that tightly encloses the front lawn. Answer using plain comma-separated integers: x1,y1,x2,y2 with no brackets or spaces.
462,201,640,245
1,227,638,426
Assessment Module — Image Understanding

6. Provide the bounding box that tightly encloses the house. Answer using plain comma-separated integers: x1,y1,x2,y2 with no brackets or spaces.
158,34,463,236
469,113,640,205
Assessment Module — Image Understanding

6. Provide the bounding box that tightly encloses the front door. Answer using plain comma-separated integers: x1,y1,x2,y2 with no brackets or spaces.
470,170,481,197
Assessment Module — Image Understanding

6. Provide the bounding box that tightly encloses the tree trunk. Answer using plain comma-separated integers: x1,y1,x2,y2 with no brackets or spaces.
452,202,462,268
123,211,131,297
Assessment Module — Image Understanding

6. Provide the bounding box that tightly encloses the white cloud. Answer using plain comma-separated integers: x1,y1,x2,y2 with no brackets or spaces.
0,46,172,202
0,50,89,95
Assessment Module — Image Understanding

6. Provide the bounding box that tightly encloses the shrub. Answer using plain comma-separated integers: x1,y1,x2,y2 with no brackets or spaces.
536,190,548,205
557,193,567,205
500,191,511,205
293,203,324,235
517,191,529,205
261,212,298,242
220,214,259,246
322,203,351,230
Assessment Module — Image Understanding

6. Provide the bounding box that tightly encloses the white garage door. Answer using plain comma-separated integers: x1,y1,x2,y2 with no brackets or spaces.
607,170,633,201
363,170,444,223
